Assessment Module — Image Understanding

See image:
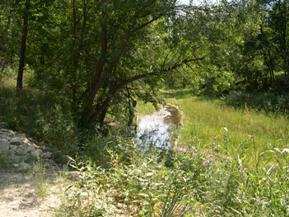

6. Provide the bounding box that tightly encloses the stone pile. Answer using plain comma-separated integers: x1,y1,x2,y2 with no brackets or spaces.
0,128,55,172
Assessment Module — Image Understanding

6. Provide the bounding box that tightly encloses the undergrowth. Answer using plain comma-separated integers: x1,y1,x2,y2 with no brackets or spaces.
56,136,289,217
1,85,288,216
0,86,78,153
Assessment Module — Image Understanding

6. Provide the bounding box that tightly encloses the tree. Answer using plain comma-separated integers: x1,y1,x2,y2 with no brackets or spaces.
6,0,204,128
17,0,30,91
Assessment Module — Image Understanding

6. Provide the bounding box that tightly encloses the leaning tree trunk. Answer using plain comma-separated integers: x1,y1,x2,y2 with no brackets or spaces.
16,0,29,92
79,23,107,128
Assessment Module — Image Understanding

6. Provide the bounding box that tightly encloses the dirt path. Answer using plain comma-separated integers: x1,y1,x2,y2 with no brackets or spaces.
0,170,66,217
0,128,66,217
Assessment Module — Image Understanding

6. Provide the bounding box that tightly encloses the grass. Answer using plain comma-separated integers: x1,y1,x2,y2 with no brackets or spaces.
33,155,49,198
1,76,288,216
138,90,289,168
56,137,289,216
136,101,157,116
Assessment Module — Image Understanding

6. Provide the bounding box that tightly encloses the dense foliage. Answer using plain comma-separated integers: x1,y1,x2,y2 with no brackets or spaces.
1,0,200,128
55,136,289,217
1,0,289,216
1,0,289,127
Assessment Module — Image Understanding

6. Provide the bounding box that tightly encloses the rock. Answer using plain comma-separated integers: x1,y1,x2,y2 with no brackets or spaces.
30,149,42,160
0,128,15,136
10,154,23,164
17,162,32,173
10,135,29,146
0,137,9,143
13,163,19,168
0,138,10,153
0,127,57,172
9,144,17,152
66,171,81,181
15,144,29,156
26,144,36,153
41,151,51,159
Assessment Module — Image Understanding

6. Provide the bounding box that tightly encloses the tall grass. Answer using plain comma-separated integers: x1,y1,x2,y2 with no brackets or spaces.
56,136,289,216
33,155,49,198
137,92,289,168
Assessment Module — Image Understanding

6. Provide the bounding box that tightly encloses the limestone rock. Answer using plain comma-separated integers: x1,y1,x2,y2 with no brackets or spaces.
41,151,52,159
0,138,10,153
15,144,29,156
10,135,29,146
17,162,32,173
30,149,42,160
0,127,57,171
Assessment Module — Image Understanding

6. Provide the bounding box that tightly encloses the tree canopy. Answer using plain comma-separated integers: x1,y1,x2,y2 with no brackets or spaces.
1,0,289,129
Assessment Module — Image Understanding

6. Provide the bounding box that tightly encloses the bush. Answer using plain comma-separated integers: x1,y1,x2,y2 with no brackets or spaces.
57,138,289,217
0,86,77,153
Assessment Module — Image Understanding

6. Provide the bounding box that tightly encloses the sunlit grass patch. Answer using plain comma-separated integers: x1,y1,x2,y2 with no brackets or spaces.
138,92,289,168
136,101,157,116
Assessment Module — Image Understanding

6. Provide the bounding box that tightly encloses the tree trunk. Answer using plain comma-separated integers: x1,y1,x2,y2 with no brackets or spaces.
282,0,289,76
71,0,78,113
79,23,107,127
16,0,30,92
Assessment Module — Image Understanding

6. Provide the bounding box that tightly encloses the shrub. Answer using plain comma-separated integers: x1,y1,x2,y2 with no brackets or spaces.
57,139,289,216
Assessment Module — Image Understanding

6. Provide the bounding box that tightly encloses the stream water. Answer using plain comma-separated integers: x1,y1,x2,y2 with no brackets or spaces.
136,105,182,151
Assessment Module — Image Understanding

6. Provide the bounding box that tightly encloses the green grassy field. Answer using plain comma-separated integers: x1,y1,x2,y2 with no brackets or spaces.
138,92,289,168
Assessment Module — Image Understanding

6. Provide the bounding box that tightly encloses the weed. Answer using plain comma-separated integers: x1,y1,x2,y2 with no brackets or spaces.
33,155,48,198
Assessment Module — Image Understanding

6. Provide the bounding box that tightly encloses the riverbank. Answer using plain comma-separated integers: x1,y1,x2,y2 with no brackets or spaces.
0,87,288,216
138,92,289,168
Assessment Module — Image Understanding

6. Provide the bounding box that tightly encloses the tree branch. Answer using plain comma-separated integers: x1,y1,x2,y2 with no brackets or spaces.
130,14,164,33
117,56,205,88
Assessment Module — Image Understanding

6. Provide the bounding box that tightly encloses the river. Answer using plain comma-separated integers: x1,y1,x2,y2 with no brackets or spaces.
136,105,182,151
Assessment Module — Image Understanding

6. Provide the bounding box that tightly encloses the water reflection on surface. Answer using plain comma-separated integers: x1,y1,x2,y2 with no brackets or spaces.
137,105,182,151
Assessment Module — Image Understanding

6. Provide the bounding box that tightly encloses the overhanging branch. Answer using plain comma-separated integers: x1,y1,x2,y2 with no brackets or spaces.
117,56,205,88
